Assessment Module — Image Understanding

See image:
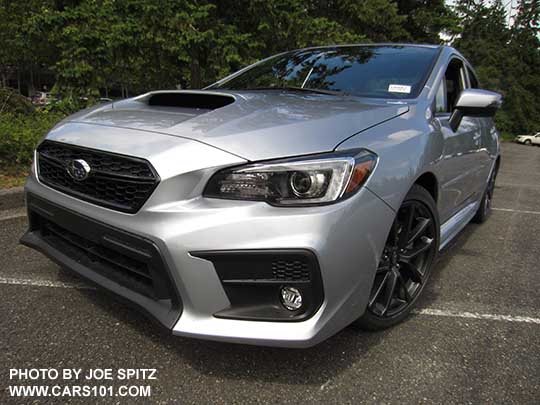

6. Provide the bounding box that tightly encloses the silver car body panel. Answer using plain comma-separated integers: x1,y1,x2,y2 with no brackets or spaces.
63,91,409,161
25,158,394,347
23,45,500,347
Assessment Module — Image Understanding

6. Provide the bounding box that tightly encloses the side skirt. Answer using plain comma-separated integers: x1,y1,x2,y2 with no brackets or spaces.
439,200,480,251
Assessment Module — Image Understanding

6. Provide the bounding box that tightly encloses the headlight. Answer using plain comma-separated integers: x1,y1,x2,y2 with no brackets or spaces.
203,149,377,206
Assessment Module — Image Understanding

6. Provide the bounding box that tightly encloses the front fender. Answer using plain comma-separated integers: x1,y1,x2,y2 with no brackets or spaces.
336,104,440,212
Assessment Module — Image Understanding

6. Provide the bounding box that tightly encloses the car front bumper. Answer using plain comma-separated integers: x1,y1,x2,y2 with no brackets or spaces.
22,162,394,347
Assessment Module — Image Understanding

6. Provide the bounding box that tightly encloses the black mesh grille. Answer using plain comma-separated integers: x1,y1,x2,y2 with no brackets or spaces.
37,141,159,213
41,218,156,298
23,194,182,328
271,260,311,281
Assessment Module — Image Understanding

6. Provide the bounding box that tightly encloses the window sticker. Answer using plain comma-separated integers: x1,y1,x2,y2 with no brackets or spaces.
388,84,411,94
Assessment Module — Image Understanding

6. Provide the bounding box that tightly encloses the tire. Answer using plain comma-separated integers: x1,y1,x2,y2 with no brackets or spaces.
524,139,532,145
356,185,440,331
472,164,497,224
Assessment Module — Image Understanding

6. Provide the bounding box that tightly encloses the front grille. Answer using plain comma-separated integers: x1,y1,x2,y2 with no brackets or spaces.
272,260,310,281
37,141,159,213
22,194,182,328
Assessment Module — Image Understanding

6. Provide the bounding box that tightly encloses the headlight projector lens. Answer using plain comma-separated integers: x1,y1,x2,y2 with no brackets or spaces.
289,171,328,198
280,286,303,311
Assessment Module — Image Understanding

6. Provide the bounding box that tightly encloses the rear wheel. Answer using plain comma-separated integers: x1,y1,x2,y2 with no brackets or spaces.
472,165,497,224
356,185,439,330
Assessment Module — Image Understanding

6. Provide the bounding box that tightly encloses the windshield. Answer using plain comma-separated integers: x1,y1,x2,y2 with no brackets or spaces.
210,45,439,99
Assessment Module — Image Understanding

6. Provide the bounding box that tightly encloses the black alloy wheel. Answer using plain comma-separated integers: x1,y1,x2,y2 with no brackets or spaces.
356,185,439,330
484,170,496,213
473,165,498,223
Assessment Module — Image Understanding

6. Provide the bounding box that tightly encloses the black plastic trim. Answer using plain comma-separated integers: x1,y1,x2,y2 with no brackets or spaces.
20,193,182,329
191,249,324,322
148,92,235,109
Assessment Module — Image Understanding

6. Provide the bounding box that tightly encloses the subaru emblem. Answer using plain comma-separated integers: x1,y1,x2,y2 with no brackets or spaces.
67,159,91,181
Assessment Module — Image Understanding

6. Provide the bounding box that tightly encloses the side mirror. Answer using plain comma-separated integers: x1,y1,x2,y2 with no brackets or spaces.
449,89,502,131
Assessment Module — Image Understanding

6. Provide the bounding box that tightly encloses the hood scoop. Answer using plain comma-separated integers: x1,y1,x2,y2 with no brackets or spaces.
72,91,237,131
147,92,235,110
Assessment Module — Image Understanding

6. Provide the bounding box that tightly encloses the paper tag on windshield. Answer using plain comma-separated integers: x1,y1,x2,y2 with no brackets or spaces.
388,84,411,94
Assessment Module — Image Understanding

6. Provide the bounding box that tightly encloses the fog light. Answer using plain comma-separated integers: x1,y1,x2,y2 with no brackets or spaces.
280,286,303,311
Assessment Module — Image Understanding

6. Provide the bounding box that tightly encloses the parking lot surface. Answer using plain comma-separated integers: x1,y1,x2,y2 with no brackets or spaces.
1,142,539,404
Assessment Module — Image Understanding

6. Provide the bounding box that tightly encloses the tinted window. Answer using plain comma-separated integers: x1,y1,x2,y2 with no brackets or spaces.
436,58,467,113
211,46,439,99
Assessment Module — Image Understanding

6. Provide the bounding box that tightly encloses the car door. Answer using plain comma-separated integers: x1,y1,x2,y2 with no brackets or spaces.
433,57,483,222
534,133,540,145
465,65,495,190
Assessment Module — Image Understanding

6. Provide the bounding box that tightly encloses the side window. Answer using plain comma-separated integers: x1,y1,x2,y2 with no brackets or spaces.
435,58,467,114
435,80,447,113
467,67,479,88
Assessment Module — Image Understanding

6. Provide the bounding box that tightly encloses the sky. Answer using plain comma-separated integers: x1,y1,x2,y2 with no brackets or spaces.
445,0,519,25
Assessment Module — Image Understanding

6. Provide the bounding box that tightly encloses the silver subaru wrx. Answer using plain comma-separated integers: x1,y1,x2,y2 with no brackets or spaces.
21,44,502,347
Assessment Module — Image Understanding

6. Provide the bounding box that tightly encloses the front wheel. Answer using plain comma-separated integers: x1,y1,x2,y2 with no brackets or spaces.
524,139,532,145
356,185,439,331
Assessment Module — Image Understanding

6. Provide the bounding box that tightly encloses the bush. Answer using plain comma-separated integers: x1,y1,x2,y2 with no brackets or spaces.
41,98,84,115
0,91,104,173
0,111,66,167
42,86,95,115
0,88,34,115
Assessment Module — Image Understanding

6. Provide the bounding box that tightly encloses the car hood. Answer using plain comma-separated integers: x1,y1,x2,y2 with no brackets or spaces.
63,90,409,161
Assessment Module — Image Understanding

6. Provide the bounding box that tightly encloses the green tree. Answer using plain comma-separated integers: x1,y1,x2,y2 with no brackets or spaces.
310,0,409,42
507,0,540,133
0,0,57,94
397,0,461,43
453,0,540,135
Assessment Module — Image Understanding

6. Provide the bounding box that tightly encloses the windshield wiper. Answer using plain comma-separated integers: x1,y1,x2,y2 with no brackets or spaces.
241,86,346,96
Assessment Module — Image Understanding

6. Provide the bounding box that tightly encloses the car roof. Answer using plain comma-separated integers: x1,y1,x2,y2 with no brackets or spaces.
293,43,444,52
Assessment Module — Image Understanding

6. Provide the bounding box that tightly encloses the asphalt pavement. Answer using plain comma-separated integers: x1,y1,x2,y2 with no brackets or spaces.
1,142,539,404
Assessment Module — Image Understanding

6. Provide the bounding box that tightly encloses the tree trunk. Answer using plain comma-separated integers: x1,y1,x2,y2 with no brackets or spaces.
28,68,35,95
190,52,202,89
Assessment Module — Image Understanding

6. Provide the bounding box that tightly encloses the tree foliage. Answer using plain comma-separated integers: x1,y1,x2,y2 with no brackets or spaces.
454,0,540,134
0,0,538,134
